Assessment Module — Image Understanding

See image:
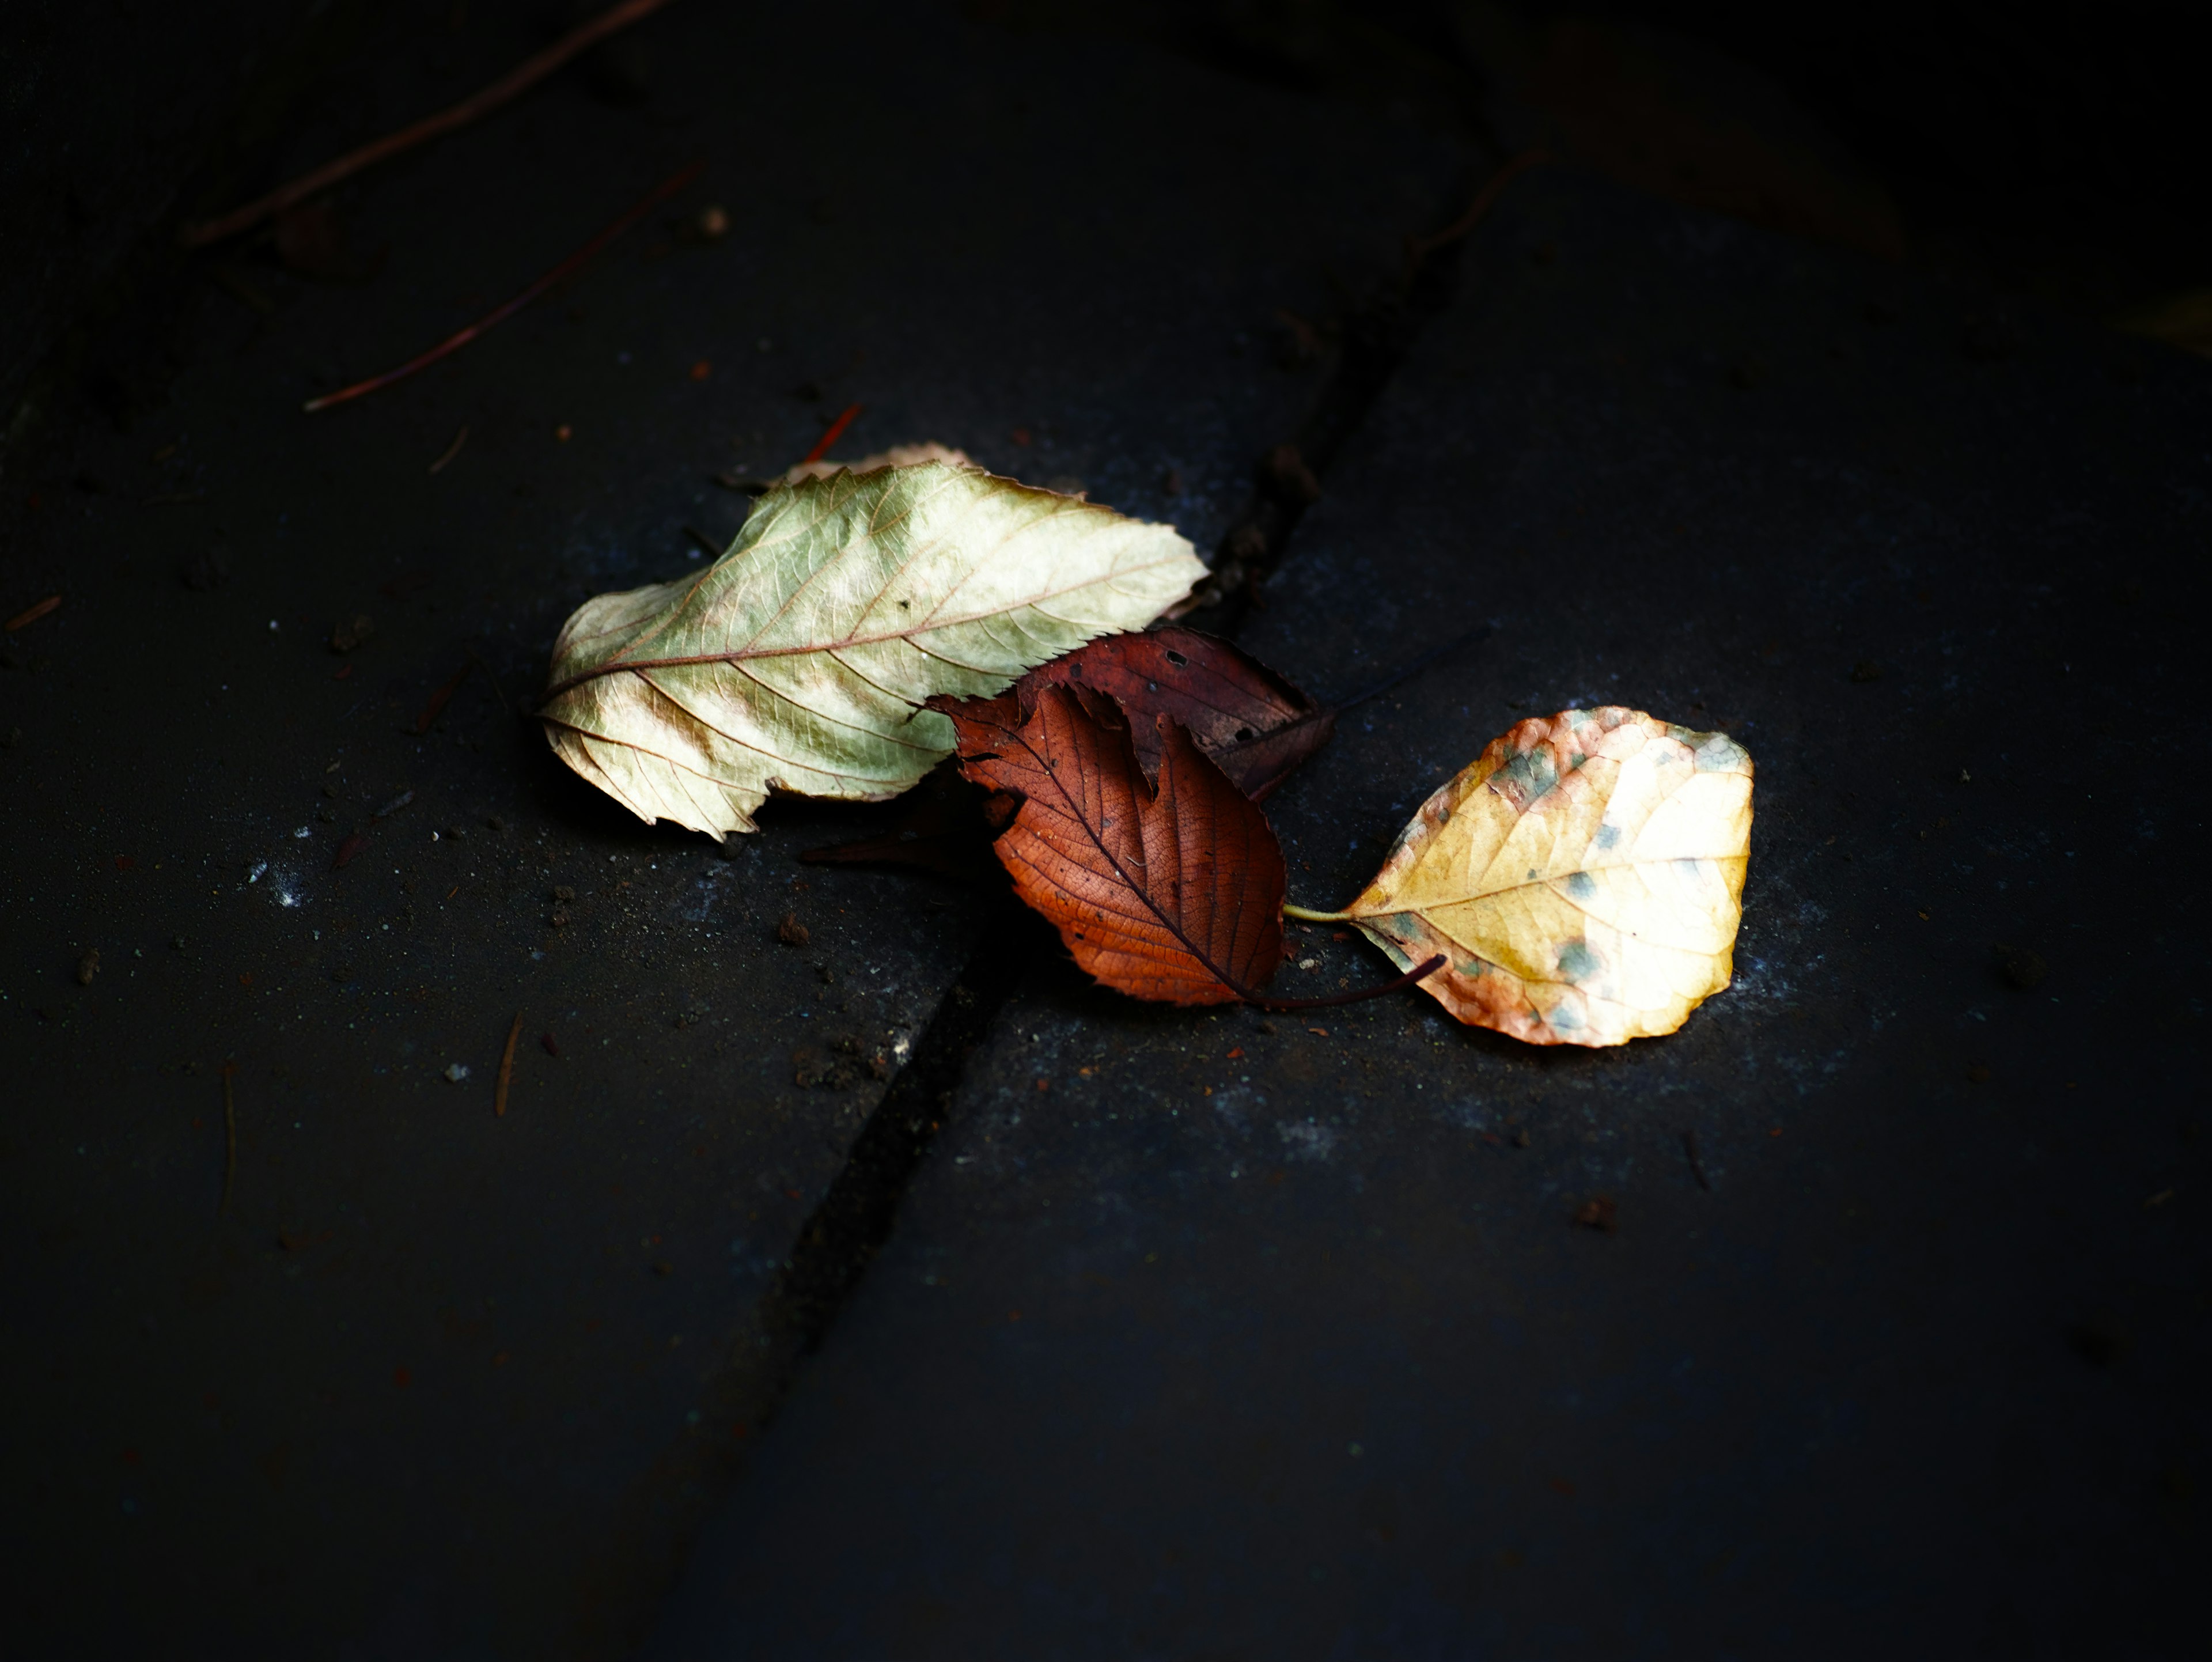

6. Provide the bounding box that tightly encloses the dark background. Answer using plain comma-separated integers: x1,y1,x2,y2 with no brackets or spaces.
3,2,2205,1657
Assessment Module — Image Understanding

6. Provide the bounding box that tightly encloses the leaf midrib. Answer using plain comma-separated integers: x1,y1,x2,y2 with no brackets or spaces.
539,555,1192,706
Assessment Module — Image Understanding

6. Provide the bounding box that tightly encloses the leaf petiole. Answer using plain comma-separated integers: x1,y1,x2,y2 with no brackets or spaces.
1255,953,1445,1012
1282,903,1350,922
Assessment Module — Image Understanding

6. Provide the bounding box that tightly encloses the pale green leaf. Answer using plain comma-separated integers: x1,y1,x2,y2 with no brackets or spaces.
539,461,1205,837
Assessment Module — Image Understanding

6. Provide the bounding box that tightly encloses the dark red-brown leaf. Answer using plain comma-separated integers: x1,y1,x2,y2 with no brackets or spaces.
937,684,1284,1005
930,625,1332,801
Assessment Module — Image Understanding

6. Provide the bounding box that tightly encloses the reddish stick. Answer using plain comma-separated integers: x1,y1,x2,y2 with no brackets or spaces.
1408,148,1550,259
181,0,679,248
414,661,474,734
494,1012,523,1117
800,403,863,465
303,160,702,413
5,595,62,631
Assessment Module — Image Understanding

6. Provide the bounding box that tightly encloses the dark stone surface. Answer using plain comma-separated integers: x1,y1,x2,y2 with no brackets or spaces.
650,171,2209,1657
0,3,1456,1654
2,0,309,433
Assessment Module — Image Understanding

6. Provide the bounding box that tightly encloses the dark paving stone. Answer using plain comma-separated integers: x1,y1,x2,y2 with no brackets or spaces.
650,170,2209,1658
0,3,1457,1654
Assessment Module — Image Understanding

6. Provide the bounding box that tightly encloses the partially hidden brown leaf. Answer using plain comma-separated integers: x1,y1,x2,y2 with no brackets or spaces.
937,684,1285,1005
1015,624,1333,799
1305,706,1753,1046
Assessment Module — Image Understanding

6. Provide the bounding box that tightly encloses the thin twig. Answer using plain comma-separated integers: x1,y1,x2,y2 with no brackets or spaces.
800,403,861,465
304,160,702,413
495,1012,522,1116
5,595,62,631
219,1061,238,1213
181,0,679,247
428,425,470,474
415,662,474,734
1408,149,1550,261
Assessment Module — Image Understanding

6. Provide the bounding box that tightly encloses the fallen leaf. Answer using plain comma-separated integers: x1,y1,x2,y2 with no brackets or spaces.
538,461,1204,837
1007,625,1333,799
937,683,1284,1005
1308,707,1752,1046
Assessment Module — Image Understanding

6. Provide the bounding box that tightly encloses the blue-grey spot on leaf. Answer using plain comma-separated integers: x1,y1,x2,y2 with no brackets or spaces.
1565,870,1597,900
1495,746,1559,802
1593,822,1623,851
1557,938,1600,983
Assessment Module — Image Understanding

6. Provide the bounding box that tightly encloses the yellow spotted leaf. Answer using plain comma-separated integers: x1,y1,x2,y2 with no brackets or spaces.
1301,706,1752,1046
538,461,1205,837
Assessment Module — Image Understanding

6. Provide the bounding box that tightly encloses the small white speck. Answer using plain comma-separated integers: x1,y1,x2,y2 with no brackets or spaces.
444,1063,470,1082
268,620,279,631
293,826,310,839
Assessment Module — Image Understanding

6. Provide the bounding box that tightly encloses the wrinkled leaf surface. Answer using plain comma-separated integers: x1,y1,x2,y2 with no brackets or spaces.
1334,706,1752,1045
940,684,1284,1005
539,462,1204,836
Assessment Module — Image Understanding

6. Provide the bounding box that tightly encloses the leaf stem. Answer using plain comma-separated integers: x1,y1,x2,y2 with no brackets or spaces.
1255,953,1445,1011
1282,903,1350,922
1407,148,1550,259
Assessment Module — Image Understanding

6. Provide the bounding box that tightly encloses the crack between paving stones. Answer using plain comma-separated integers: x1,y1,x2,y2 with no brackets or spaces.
575,157,1490,1658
